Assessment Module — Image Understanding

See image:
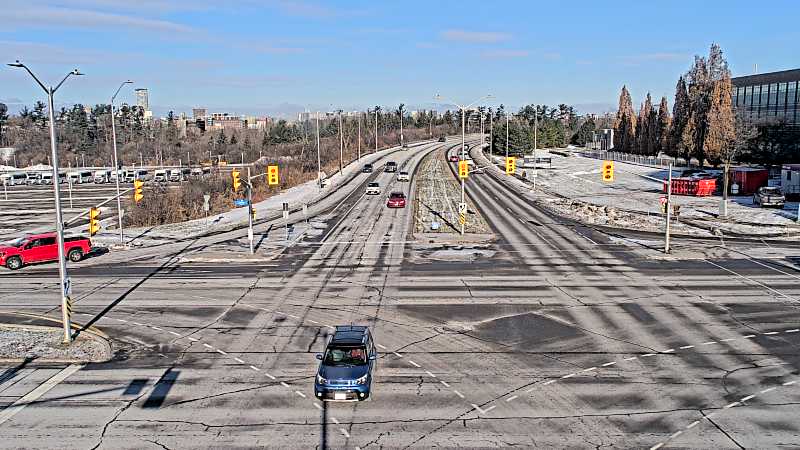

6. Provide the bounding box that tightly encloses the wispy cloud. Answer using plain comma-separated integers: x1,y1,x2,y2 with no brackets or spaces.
480,49,529,59
5,5,194,33
269,0,367,19
441,29,511,44
620,52,687,65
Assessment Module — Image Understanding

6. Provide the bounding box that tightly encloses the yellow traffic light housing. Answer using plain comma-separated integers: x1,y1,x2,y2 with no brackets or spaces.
602,160,614,182
133,179,144,203
458,160,468,179
88,207,101,236
232,169,241,192
267,165,279,186
506,156,516,175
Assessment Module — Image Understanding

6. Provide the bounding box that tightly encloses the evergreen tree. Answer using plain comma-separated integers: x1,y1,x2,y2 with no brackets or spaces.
636,94,653,154
166,111,178,144
685,54,711,165
613,86,636,153
216,129,227,148
229,133,238,145
0,103,7,146
656,96,672,155
705,62,735,165
669,77,690,159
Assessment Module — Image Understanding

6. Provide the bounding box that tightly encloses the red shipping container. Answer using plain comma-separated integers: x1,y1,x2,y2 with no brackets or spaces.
731,168,768,195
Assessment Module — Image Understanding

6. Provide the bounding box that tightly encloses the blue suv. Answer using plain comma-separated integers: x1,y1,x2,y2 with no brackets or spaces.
314,325,377,401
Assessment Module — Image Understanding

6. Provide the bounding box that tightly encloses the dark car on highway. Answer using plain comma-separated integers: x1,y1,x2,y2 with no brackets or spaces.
449,154,459,162
362,163,373,173
438,137,446,142
314,325,377,401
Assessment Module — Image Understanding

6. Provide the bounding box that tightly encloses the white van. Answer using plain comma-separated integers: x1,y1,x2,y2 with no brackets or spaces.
68,170,93,184
154,169,169,182
93,170,111,183
169,168,190,182
3,172,29,186
40,173,53,185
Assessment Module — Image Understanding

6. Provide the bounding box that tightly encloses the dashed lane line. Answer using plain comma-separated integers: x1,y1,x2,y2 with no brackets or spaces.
649,377,800,449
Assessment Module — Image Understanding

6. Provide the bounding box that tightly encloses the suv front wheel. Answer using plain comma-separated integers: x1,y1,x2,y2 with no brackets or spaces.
67,248,84,262
6,256,23,270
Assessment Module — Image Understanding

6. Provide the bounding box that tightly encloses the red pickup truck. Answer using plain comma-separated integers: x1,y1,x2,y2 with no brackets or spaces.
0,233,91,270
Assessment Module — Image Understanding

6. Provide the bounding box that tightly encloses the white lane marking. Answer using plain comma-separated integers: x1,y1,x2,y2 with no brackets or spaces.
561,373,575,379
687,420,700,429
117,319,128,323
376,344,387,349
132,322,144,326
169,331,181,337
786,329,800,333
264,373,277,380
642,353,656,357
740,395,755,402
0,364,84,425
650,444,664,450
760,387,777,394
679,345,695,349
151,326,162,331
623,356,638,361
706,259,799,301
506,395,518,402
187,337,199,342
601,362,617,367
661,349,675,353
393,351,403,357
701,341,718,346
724,401,740,409
314,403,322,410
340,428,350,438
203,343,214,349
743,335,756,339
250,366,260,371
453,390,465,398
216,349,228,356
542,380,557,385
295,391,307,398
234,358,245,364
331,417,340,425
308,320,319,324
471,403,494,415
440,380,450,388
670,430,683,439
280,381,290,388
408,360,421,368
720,338,736,342
783,380,797,386
764,331,779,335
425,370,436,378
581,367,597,373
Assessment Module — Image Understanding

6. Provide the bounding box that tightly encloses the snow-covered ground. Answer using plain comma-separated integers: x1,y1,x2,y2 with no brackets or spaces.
480,148,800,239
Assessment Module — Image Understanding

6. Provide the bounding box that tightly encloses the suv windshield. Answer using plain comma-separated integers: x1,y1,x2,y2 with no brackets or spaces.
368,182,379,187
323,345,368,367
390,193,404,198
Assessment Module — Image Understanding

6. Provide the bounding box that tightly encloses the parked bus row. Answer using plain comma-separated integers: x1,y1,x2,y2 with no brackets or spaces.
1,167,212,187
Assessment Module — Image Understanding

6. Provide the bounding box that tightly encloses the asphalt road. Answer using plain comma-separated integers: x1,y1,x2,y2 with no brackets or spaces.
2,137,800,449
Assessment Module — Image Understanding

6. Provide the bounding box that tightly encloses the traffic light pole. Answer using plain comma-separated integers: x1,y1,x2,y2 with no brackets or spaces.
460,108,466,235
665,163,673,254
247,166,254,255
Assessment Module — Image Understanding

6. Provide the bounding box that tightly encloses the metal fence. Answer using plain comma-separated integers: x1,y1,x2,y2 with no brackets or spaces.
578,150,698,170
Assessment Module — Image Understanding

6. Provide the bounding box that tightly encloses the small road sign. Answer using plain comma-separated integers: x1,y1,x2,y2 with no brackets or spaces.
458,202,467,214
459,213,466,225
203,194,211,212
234,199,250,207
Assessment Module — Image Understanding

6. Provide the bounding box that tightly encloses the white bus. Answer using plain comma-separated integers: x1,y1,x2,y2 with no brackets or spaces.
68,170,93,184
93,170,111,183
1,172,29,186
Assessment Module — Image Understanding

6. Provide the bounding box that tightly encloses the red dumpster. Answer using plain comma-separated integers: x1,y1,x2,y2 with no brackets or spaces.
731,168,768,195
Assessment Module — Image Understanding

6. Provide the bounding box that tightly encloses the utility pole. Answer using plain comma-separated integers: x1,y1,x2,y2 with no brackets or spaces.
400,106,404,147
338,110,343,175
316,112,322,187
374,109,379,153
505,113,510,161
490,112,494,159
665,163,673,254
357,113,362,161
110,80,132,246
8,61,83,344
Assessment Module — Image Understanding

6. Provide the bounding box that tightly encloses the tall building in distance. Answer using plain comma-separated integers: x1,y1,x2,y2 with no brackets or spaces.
193,108,207,120
134,88,153,120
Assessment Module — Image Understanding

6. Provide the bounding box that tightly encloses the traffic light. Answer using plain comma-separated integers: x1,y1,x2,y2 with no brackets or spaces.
133,179,144,203
458,160,469,179
232,169,241,192
602,160,614,182
267,165,279,186
506,156,516,175
88,207,101,236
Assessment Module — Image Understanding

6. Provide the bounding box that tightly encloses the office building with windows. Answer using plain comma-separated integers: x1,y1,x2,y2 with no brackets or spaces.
732,68,799,127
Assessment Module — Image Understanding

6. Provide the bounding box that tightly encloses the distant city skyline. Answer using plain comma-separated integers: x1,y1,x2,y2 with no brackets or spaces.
2,1,798,118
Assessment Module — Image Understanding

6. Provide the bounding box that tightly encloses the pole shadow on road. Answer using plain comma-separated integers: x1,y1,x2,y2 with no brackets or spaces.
143,368,180,409
320,397,328,449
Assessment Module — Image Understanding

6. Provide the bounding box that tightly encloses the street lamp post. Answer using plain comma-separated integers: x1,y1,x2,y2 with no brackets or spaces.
110,80,132,246
8,61,83,344
337,110,343,176
434,94,493,234
374,108,379,153
315,111,322,188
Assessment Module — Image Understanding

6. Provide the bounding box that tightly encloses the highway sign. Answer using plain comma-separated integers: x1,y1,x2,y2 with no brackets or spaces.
234,199,250,207
63,277,72,297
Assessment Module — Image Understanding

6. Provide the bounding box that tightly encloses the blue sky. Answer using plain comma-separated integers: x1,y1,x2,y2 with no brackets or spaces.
1,0,798,118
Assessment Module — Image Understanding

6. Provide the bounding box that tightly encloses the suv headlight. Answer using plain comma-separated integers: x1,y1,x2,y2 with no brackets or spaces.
356,374,368,385
317,374,328,384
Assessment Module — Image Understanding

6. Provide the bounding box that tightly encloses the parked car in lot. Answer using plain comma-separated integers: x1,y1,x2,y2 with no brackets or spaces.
753,186,786,208
1,172,28,186
362,163,373,173
386,191,406,208
314,325,377,401
365,182,381,195
169,168,191,182
397,171,410,182
154,169,169,182
384,161,397,173
0,233,92,270
93,169,111,183
26,172,42,185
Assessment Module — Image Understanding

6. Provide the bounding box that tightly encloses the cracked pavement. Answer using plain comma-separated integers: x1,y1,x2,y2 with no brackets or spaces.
2,140,800,448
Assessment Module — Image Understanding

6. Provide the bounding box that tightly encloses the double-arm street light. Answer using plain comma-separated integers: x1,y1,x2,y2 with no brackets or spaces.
8,60,83,344
433,94,493,234
110,80,133,245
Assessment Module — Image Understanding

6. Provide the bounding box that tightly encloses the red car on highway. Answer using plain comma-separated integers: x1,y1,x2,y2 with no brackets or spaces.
386,192,406,208
0,233,92,270
449,155,459,162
